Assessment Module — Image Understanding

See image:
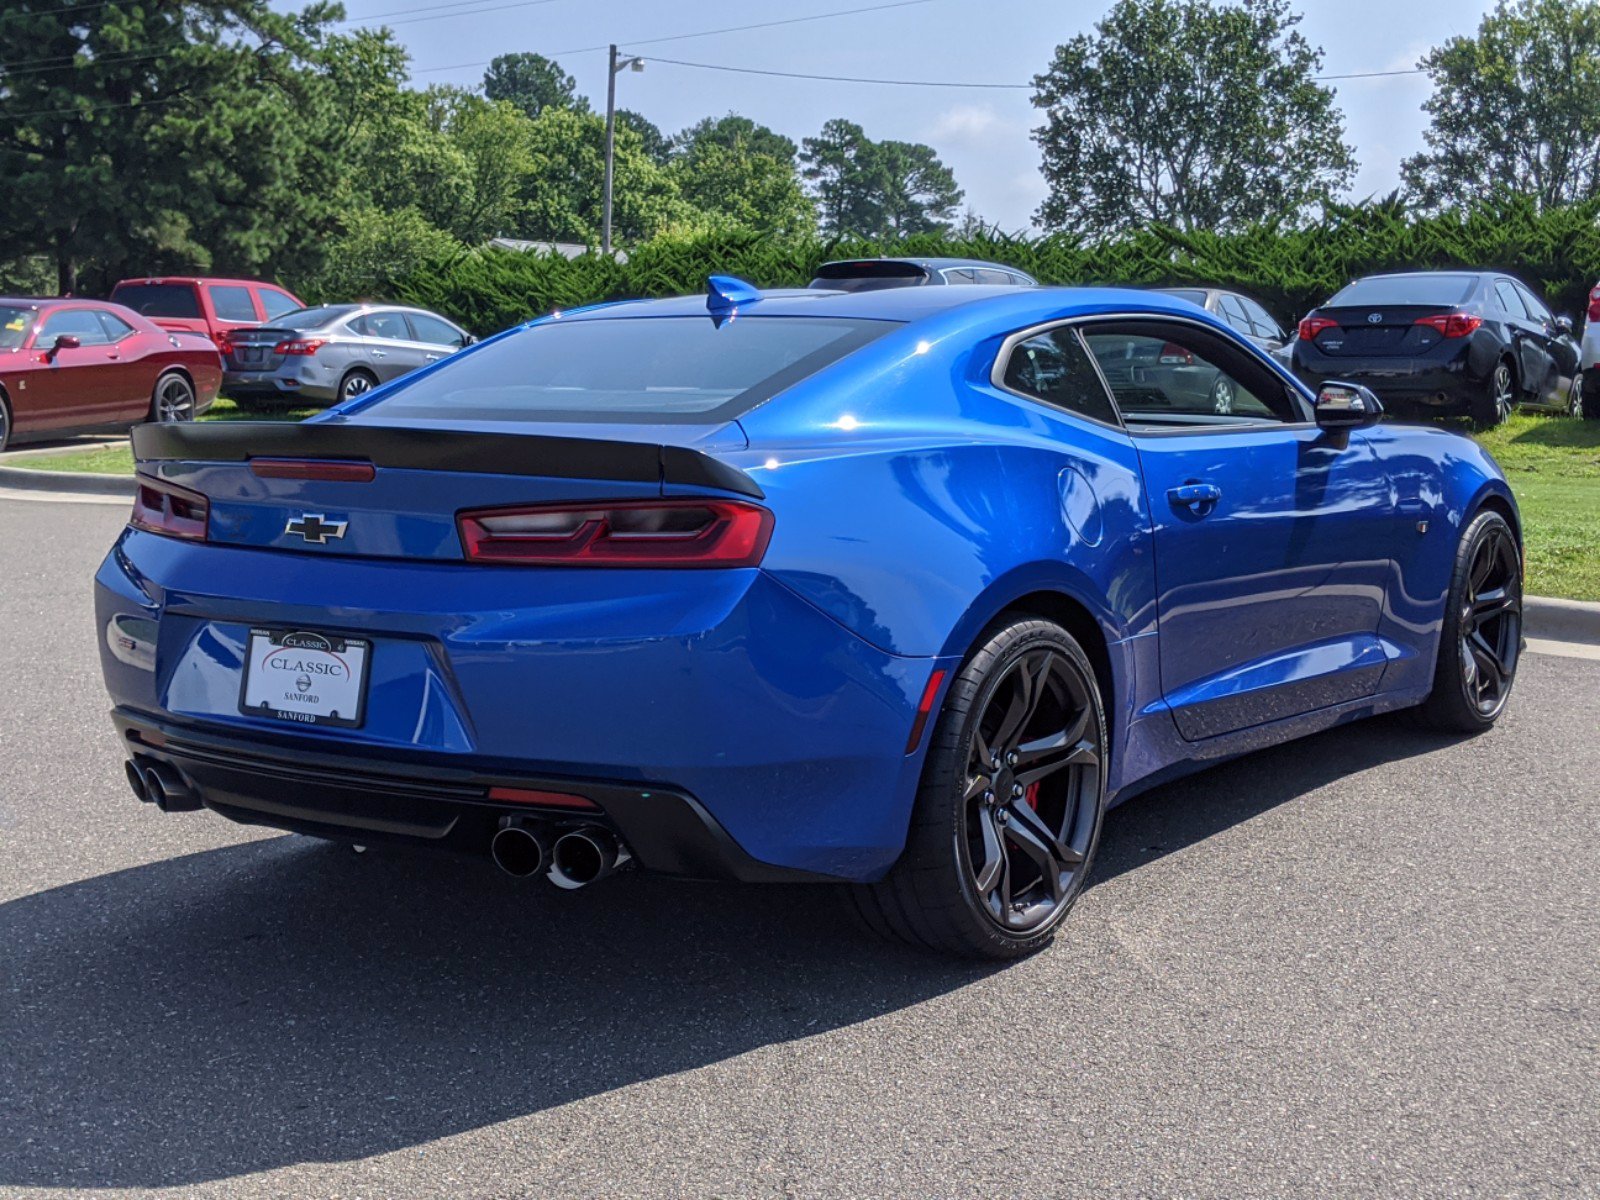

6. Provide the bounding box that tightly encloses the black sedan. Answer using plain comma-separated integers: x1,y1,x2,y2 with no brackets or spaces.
1292,270,1581,427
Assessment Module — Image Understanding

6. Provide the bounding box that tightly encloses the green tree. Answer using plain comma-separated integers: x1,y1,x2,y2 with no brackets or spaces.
669,138,814,236
800,118,962,237
615,109,669,165
301,205,460,301
1030,0,1356,236
0,0,350,293
1403,0,1600,210
482,52,587,120
521,106,687,244
674,113,797,165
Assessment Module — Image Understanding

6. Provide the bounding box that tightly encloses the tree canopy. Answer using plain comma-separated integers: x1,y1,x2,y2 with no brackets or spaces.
800,118,962,238
481,52,587,120
1030,0,1356,236
1403,0,1600,211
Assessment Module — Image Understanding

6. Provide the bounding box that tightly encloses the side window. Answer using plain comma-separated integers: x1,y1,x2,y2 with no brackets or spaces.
208,285,257,323
352,311,411,340
1000,326,1120,426
39,309,111,346
1241,298,1284,341
406,312,466,347
1494,281,1528,318
1005,272,1035,286
1217,293,1253,334
971,268,1012,286
258,288,300,320
96,311,137,342
1514,282,1553,324
1080,320,1297,426
940,268,978,284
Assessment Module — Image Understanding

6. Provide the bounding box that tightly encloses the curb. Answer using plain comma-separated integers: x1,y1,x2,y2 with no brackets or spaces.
0,464,136,497
1524,595,1600,646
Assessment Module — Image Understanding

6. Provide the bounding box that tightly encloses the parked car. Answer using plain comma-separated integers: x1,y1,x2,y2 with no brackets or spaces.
221,303,476,407
0,297,221,451
1292,270,1581,427
1575,281,1600,418
101,280,1523,960
109,276,303,356
810,257,1037,291
1150,286,1291,354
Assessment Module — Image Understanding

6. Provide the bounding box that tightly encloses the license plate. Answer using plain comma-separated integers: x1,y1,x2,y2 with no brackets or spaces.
239,629,370,728
240,347,263,364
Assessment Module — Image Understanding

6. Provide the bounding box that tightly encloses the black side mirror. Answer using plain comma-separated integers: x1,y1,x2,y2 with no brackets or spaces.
462,334,478,347
1315,381,1384,433
46,334,81,358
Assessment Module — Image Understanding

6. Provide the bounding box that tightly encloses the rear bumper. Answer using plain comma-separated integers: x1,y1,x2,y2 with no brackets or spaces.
222,369,338,403
114,709,828,881
1293,347,1483,407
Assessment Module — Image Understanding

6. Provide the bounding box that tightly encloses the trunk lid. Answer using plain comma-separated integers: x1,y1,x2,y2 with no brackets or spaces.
222,325,296,371
1306,305,1466,357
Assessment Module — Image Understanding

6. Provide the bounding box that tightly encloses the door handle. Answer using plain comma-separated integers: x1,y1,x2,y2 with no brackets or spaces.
371,350,386,358
1167,483,1222,509
424,353,441,361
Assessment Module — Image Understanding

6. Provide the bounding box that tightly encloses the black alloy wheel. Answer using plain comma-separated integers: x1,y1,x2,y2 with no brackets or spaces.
854,618,1107,959
151,373,195,423
1416,510,1522,732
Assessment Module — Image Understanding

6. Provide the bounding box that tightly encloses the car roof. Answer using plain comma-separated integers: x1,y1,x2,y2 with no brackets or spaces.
817,255,1033,273
112,276,286,289
0,296,119,310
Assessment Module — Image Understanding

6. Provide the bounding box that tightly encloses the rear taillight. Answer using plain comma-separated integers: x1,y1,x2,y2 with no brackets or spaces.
1413,312,1483,338
1298,316,1339,340
1587,284,1600,323
213,329,233,354
130,474,208,541
1157,342,1194,365
275,338,325,356
458,499,773,568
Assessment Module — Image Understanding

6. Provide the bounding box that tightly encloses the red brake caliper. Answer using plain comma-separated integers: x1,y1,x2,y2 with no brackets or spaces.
1024,781,1040,811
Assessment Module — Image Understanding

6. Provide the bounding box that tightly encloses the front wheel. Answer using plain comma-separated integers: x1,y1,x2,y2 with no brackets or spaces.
852,617,1108,960
151,373,195,423
0,392,12,452
1414,509,1522,733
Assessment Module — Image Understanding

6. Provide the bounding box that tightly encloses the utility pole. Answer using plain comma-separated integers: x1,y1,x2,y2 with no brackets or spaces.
602,44,644,257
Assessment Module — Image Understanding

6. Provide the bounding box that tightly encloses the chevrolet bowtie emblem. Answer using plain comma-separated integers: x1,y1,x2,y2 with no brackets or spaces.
284,513,348,544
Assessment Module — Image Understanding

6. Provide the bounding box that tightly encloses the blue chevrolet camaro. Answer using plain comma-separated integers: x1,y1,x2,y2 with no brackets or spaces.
97,278,1523,959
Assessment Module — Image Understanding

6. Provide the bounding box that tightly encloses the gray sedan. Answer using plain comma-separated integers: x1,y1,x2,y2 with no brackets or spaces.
222,303,475,406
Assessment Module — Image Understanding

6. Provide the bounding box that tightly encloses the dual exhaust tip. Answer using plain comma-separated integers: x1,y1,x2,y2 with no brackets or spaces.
490,821,629,889
124,756,203,813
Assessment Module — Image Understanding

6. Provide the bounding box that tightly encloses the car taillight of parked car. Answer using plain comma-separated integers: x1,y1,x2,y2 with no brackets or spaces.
212,329,233,355
1587,284,1600,323
1157,342,1194,365
1298,316,1339,340
130,474,209,542
274,338,326,356
1412,313,1483,339
457,500,773,568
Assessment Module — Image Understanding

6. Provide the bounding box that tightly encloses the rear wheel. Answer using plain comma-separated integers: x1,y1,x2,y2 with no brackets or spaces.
1470,359,1515,428
150,372,195,423
1575,371,1599,419
1414,509,1522,733
338,369,377,403
853,617,1107,960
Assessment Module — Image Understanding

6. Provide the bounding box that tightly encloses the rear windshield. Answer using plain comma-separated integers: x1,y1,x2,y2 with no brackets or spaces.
109,282,201,319
352,315,895,424
809,261,930,292
0,306,33,349
1328,274,1478,308
271,306,354,331
1156,289,1207,306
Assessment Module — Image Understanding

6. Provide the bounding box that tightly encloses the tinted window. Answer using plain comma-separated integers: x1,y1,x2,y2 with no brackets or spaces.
209,285,256,322
40,308,111,346
1329,274,1477,307
259,289,301,319
1158,289,1208,307
1001,327,1119,425
352,311,411,340
354,316,892,425
1081,321,1294,425
0,306,34,350
1240,297,1284,340
97,311,137,341
1494,281,1528,318
1514,282,1553,323
810,261,930,291
110,282,201,319
271,306,354,331
1217,293,1252,333
971,268,1013,285
940,268,977,284
406,312,464,347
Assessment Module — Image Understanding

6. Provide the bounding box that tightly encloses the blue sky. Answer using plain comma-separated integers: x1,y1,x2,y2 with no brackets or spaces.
334,0,1498,229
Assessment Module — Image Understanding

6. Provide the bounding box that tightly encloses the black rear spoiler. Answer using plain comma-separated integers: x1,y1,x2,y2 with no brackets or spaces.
130,421,764,499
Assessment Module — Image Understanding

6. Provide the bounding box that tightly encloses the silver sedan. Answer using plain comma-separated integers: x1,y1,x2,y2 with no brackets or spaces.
221,303,475,406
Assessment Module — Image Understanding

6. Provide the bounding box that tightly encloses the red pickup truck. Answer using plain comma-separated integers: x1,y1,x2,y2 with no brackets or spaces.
108,277,304,353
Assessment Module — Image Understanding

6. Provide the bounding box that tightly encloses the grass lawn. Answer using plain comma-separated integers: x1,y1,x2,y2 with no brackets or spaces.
14,402,1598,600
1470,412,1600,602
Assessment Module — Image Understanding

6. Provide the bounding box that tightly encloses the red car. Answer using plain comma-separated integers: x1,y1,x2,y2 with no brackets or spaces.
0,297,223,451
109,276,304,358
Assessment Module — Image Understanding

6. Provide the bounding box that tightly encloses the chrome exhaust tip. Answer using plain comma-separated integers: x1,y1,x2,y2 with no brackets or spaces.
490,822,551,879
548,826,627,890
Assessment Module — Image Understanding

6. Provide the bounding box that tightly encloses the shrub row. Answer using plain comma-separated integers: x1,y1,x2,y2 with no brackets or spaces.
379,197,1600,335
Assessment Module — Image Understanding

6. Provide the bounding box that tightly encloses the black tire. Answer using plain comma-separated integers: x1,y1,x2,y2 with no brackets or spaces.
852,617,1108,960
1414,509,1522,733
1469,358,1515,429
0,390,12,453
338,369,378,403
150,372,195,423
1575,370,1599,419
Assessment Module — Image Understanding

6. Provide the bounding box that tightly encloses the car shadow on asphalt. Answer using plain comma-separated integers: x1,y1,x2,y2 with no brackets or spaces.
0,713,1463,1189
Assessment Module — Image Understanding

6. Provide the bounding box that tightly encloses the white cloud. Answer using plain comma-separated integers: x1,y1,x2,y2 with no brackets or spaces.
927,104,1005,146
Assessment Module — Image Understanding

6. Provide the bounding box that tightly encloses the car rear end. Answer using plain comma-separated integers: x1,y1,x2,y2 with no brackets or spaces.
221,306,354,404
96,308,930,885
1292,273,1495,414
1581,282,1600,376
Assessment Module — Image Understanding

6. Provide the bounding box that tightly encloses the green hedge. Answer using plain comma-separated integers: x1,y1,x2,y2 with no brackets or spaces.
380,197,1600,335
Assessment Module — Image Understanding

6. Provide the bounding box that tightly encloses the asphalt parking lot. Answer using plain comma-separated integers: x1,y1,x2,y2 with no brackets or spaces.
2,492,1597,1199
